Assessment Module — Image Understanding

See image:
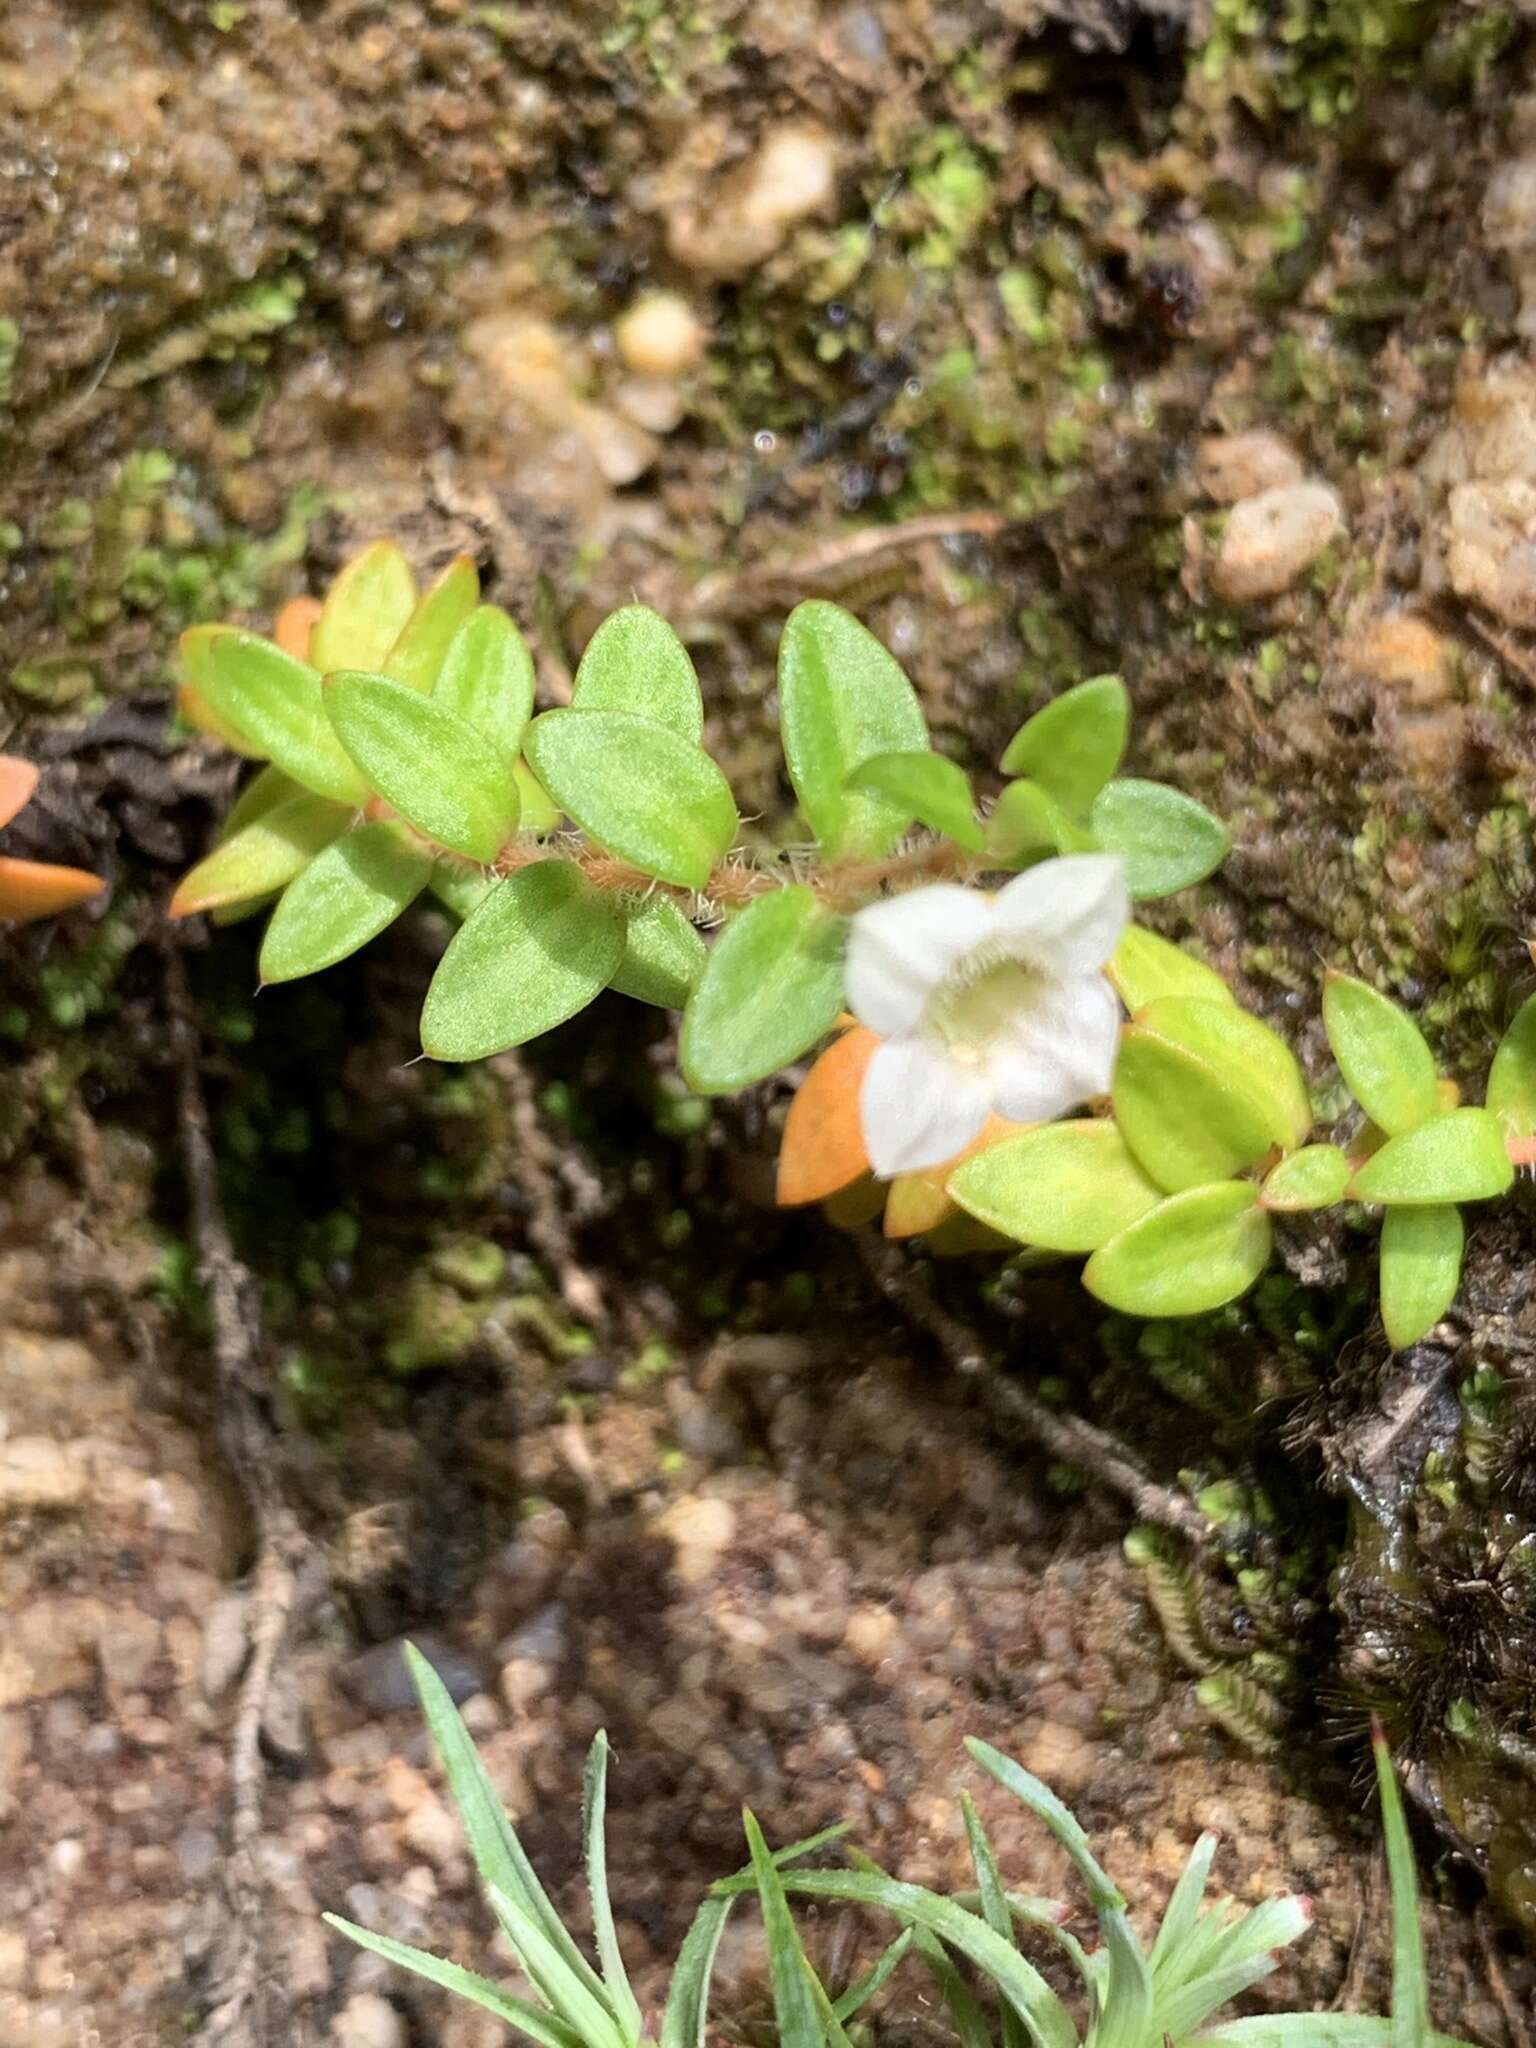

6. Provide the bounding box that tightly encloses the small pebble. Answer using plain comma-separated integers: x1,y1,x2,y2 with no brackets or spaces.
1195,430,1303,504
341,1633,485,1714
1447,478,1536,627
1212,481,1344,602
614,292,706,378
330,1990,408,2048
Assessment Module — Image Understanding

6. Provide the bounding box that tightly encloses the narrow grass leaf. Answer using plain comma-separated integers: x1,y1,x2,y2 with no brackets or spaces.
831,1929,914,2022
488,1886,628,2048
1374,1732,1428,2048
322,1917,584,2048
962,1794,1028,2048
744,1809,824,2048
582,1735,644,2047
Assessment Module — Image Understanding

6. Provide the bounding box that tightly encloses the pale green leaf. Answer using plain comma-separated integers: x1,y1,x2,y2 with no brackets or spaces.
610,895,707,1009
310,538,417,673
1379,1204,1463,1349
383,554,481,692
778,600,929,858
435,605,536,764
1107,926,1234,1012
573,605,704,740
847,751,983,852
196,630,371,805
1349,1109,1513,1206
1260,1144,1352,1212
743,1812,822,2048
999,675,1129,810
431,864,497,922
524,710,736,892
582,1735,644,2047
259,822,432,982
1113,1025,1278,1193
1138,997,1311,1151
986,779,1095,863
515,759,562,833
421,864,624,1061
947,1120,1161,1250
1486,992,1536,1139
1322,973,1439,1136
1375,1733,1429,2048
1088,779,1230,900
325,668,520,863
170,793,351,918
1083,1183,1272,1317
680,887,845,1094
218,763,303,844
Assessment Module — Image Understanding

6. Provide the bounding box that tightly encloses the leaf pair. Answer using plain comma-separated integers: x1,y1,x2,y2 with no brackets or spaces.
995,677,1229,899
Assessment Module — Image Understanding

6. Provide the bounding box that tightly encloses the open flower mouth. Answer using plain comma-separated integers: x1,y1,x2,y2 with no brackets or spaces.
844,854,1130,1177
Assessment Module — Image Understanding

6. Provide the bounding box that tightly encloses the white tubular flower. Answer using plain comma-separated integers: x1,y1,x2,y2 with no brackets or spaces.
846,853,1130,1177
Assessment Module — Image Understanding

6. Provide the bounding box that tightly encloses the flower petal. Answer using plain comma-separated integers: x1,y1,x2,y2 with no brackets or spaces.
845,884,994,1036
992,854,1129,974
985,972,1122,1122
777,1024,878,1206
860,1034,989,1177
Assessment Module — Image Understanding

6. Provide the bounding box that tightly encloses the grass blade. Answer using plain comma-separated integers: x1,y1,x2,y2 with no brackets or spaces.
1374,1728,1428,2048
961,1794,1028,2048
322,1916,583,2048
1186,2020,1472,2048
488,1886,628,2048
744,1809,824,2048
1150,1832,1218,1978
583,1733,645,2047
831,1928,914,2022
660,1897,733,2048
404,1645,616,2022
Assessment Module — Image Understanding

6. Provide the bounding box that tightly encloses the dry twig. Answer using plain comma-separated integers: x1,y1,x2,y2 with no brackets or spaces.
491,1048,608,1328
164,945,318,2048
856,1232,1212,1543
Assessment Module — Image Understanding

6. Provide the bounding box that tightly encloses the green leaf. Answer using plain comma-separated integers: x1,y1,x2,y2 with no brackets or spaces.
573,605,704,741
322,1917,584,2048
515,759,562,833
1486,992,1536,1139
431,864,497,922
743,1812,823,2048
218,763,303,843
1349,1108,1513,1206
582,1735,644,2047
660,1899,734,2048
383,554,481,692
847,752,983,852
1260,1143,1352,1212
999,675,1129,810
524,710,736,892
1322,973,1438,1136
1141,998,1311,1150
170,793,351,918
947,1120,1162,1250
711,1867,1076,2048
1374,1732,1430,2048
325,669,520,863
1088,780,1230,900
1107,926,1234,1013
435,605,536,764
1378,1204,1463,1349
486,1885,628,2048
986,779,1095,863
960,1795,1027,2048
830,1931,914,2023
310,538,418,673
259,822,433,983
197,631,371,805
421,864,625,1061
680,887,845,1094
1193,2022,1467,2048
610,896,707,1009
402,1643,614,2016
1083,1183,1272,1317
778,599,929,857
1114,1027,1273,1192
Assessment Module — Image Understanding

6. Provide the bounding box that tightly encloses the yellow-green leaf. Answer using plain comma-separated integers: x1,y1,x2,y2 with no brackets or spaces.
434,606,535,764
195,631,371,805
310,539,418,674
847,752,983,853
1088,780,1229,900
383,555,481,692
681,887,845,1094
1322,972,1438,1136
1107,927,1234,1013
1379,1204,1464,1349
1349,1108,1514,1207
1139,997,1311,1150
986,779,1095,863
609,896,707,1010
169,793,351,918
572,605,704,740
259,822,433,983
1487,992,1536,1140
1260,1143,1351,1212
947,1120,1162,1251
325,669,520,864
1083,1183,1271,1317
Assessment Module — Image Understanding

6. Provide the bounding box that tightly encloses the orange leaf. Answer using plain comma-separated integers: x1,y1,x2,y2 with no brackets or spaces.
777,1024,878,1206
274,596,323,662
0,857,105,923
0,756,38,831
